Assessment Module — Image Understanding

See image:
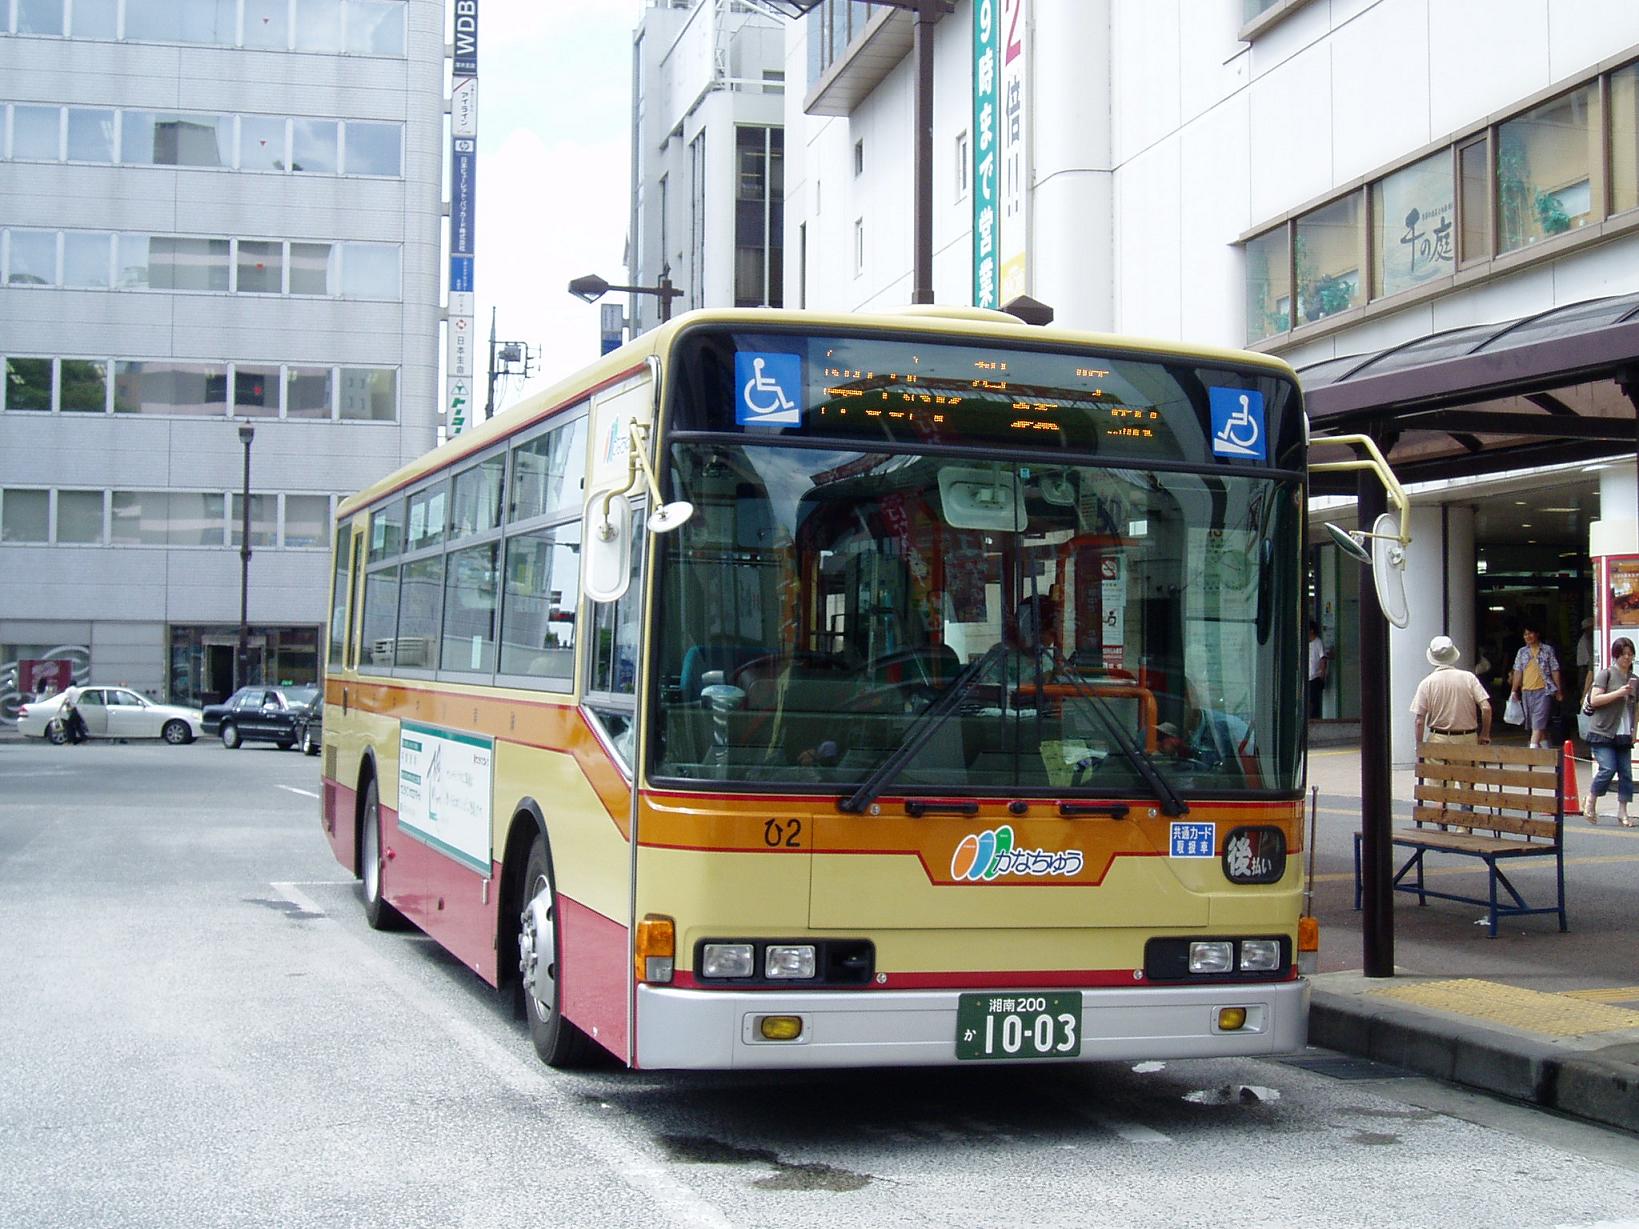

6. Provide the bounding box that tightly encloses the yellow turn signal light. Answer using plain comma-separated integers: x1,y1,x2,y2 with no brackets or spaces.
635,914,675,984
758,1015,804,1041
1297,915,1320,953
1217,1007,1248,1032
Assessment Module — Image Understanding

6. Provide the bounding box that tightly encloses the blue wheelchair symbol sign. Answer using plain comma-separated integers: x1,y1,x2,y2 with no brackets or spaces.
1209,387,1265,461
736,352,803,427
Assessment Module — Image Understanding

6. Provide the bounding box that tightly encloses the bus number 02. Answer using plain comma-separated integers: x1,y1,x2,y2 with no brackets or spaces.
763,818,803,848
983,1011,1078,1054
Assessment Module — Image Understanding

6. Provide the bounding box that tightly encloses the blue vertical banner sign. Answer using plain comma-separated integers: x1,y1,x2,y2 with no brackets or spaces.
446,0,480,436
972,0,999,308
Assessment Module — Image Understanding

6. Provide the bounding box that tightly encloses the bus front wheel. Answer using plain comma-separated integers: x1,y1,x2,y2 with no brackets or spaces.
518,833,595,1068
361,778,404,931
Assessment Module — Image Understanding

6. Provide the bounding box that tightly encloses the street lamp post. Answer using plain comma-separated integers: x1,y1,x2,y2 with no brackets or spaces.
568,265,684,327
236,422,255,692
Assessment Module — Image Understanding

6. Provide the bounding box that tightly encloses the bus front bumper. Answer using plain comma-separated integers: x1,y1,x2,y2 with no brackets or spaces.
634,978,1308,1070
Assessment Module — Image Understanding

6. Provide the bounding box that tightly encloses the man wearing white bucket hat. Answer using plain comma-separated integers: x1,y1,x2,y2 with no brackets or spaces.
1411,635,1493,834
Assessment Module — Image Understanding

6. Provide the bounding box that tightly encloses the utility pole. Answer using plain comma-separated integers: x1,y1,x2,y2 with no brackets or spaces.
484,307,535,420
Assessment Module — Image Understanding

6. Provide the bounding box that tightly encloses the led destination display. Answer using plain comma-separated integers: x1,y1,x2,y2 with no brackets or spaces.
676,329,1299,467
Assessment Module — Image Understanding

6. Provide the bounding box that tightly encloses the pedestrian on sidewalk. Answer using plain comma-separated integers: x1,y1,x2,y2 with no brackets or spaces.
1581,635,1638,827
1307,620,1329,719
1411,635,1492,834
1509,623,1563,749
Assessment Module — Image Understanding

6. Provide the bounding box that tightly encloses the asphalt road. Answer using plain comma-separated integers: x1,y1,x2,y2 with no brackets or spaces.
3,736,1639,1228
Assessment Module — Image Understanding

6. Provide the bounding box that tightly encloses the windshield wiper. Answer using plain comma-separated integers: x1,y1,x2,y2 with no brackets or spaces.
838,643,1007,814
1043,660,1189,818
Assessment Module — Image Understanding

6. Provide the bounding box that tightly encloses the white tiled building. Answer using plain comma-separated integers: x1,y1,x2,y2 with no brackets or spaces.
0,0,445,714
781,0,1639,762
629,0,787,337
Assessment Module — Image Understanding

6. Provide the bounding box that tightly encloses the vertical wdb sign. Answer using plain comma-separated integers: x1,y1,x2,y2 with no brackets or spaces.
972,0,999,308
447,0,479,436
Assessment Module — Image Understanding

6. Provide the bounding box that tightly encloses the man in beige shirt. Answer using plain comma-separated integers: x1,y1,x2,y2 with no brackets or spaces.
1411,635,1492,833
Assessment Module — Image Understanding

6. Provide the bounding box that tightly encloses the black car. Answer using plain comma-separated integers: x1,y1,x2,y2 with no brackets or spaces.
202,685,322,753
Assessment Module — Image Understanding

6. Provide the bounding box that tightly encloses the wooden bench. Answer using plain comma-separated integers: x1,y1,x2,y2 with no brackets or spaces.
1353,743,1566,937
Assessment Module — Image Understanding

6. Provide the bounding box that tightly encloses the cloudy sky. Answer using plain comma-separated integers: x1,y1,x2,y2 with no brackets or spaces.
465,0,646,415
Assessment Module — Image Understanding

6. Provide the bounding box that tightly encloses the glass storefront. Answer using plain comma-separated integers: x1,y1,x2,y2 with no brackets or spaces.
168,624,320,707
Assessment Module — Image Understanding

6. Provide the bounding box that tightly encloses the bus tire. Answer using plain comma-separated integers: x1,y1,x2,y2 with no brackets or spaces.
361,778,404,931
518,833,595,1068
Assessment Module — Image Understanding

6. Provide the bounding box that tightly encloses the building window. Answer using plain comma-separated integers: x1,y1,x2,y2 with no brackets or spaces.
284,495,332,548
1370,152,1454,299
3,357,53,410
854,217,864,276
244,1,290,49
236,241,284,294
110,491,227,547
1243,56,1638,344
230,494,278,548
339,368,397,421
57,490,105,543
233,365,278,416
1245,227,1290,343
14,0,64,36
854,138,864,177
342,121,401,176
338,242,400,299
122,111,231,167
1458,137,1490,265
59,360,108,412
292,118,340,174
1294,196,1362,326
6,229,57,285
1497,85,1597,254
115,362,228,416
124,0,238,45
955,130,970,201
734,125,784,307
66,108,115,161
285,367,334,418
11,104,61,159
0,489,49,542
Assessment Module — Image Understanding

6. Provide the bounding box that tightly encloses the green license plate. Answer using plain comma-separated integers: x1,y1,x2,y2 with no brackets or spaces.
955,992,1083,1060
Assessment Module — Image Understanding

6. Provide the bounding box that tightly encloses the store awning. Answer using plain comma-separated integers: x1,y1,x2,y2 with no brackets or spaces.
1300,292,1639,495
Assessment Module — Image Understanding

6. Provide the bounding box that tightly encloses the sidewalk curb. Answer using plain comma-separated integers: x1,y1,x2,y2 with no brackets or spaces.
1310,990,1639,1135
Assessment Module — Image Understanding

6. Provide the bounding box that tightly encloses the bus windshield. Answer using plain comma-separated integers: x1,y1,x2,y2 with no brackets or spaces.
650,444,1303,797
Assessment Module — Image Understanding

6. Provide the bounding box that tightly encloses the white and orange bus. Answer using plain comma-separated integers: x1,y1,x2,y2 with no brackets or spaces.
320,305,1381,1070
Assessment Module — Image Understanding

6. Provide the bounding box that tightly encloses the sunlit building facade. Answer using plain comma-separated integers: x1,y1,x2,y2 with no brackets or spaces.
0,0,444,713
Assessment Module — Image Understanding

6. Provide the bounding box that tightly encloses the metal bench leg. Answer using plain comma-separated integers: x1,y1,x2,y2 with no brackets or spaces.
1352,831,1362,912
1488,857,1500,938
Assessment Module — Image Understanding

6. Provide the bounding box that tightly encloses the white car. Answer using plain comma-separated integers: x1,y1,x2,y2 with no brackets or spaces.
17,687,205,745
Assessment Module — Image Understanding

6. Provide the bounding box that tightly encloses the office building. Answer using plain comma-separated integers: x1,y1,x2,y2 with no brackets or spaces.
0,0,445,713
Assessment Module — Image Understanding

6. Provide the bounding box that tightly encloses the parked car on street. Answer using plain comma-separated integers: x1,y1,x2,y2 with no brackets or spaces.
201,685,322,752
17,688,204,745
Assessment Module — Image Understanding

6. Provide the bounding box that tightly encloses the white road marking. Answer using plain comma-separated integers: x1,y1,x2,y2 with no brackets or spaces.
1104,1120,1172,1143
270,881,737,1228
277,785,320,798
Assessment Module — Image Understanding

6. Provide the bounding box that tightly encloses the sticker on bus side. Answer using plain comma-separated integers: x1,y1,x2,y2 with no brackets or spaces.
398,720,494,875
1169,821,1217,858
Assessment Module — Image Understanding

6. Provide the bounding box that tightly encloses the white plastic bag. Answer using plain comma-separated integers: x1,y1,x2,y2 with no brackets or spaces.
1504,693,1525,726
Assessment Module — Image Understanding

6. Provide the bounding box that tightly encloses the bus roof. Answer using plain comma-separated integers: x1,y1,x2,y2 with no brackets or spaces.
337,305,1299,519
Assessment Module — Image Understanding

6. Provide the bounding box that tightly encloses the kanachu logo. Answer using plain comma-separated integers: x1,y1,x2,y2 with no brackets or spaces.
950,825,1085,881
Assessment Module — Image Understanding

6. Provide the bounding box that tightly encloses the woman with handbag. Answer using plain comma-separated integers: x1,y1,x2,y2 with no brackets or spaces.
1509,623,1563,749
1581,635,1638,826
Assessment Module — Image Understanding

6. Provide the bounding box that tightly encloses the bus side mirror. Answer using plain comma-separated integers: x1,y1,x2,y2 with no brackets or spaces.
583,493,633,603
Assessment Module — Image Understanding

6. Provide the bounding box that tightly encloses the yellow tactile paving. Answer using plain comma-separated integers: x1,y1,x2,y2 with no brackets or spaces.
1371,978,1639,1036
1562,986,1639,1004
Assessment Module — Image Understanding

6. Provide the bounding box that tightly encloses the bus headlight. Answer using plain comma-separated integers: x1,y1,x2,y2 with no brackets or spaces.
701,943,755,979
764,945,816,979
1239,938,1282,971
1189,941,1234,973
